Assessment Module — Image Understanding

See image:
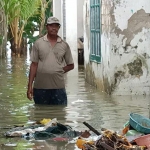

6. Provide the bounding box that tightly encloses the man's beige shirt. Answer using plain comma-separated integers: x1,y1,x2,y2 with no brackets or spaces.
30,34,74,89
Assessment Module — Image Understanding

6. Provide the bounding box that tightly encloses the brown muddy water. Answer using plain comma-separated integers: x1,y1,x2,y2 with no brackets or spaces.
0,53,150,150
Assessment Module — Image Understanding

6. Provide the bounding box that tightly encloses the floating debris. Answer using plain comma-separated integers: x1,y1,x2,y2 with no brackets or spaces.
76,122,147,150
2,143,17,147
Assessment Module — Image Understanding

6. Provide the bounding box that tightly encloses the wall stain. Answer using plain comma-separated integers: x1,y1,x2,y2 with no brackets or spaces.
122,9,150,45
143,53,150,59
114,71,125,84
127,58,143,76
85,63,105,92
85,63,96,87
103,77,113,95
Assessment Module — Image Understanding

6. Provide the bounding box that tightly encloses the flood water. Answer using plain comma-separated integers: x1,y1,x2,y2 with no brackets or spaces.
0,53,150,150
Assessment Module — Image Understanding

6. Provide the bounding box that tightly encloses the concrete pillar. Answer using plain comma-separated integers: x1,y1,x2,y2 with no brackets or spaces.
53,0,63,37
77,0,84,38
65,0,78,70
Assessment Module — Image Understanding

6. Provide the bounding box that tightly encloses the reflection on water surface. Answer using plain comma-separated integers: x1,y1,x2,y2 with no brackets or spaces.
0,54,149,150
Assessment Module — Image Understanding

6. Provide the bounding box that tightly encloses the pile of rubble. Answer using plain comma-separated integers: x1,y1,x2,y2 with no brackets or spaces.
76,122,147,150
3,117,150,150
77,129,146,150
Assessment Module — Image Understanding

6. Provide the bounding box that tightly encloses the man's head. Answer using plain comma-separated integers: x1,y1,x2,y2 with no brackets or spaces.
46,17,60,36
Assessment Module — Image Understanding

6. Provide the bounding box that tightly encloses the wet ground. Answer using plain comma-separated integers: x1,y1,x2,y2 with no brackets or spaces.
0,54,150,150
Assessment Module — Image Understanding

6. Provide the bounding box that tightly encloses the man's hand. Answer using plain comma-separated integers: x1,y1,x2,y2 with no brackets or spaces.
27,62,38,101
27,87,33,100
63,64,74,73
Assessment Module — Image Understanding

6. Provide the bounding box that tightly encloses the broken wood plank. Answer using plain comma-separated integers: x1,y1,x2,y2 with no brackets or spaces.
100,142,114,150
83,122,101,135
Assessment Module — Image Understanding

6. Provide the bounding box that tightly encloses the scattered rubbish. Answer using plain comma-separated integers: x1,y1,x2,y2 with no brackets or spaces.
2,143,17,147
3,113,150,150
40,118,51,125
4,118,81,141
76,113,150,150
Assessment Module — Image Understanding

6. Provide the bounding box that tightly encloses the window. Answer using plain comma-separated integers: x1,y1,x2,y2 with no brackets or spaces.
90,0,101,63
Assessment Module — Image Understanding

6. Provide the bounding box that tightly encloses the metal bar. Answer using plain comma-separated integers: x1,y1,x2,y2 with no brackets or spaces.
83,122,101,135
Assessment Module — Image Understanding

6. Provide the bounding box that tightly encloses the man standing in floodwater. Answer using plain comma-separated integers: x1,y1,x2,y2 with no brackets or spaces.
27,17,74,105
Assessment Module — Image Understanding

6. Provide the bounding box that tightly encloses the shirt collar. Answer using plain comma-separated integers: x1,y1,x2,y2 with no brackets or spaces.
43,34,62,43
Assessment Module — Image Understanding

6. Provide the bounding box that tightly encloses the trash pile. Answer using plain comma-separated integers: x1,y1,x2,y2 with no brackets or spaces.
4,113,150,150
76,128,146,150
5,118,81,141
76,113,150,150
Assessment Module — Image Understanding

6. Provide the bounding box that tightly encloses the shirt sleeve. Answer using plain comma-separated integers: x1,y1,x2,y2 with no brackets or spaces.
30,43,39,63
64,43,74,65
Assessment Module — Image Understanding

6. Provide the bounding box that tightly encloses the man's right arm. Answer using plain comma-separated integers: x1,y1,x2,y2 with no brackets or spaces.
27,62,38,100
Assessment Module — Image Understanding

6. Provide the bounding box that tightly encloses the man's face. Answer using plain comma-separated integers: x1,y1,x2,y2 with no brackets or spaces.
46,23,60,36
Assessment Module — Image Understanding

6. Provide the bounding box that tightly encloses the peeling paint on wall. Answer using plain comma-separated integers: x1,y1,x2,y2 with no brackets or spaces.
113,0,150,31
123,9,150,46
84,0,150,95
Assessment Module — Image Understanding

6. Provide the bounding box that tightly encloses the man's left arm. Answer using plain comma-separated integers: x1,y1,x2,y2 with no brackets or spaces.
63,44,74,73
63,64,74,73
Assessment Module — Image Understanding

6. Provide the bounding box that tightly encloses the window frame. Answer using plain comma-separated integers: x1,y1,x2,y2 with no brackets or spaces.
90,0,101,63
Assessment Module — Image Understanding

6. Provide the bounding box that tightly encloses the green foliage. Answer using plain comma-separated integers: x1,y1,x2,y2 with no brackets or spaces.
23,0,53,44
1,0,42,55
45,0,53,22
23,15,40,44
1,0,53,49
39,0,53,37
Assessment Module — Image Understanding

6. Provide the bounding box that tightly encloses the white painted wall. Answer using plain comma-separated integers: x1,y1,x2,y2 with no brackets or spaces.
65,0,78,70
113,0,150,31
110,0,150,95
77,0,84,38
84,0,150,95
53,0,77,80
83,0,90,64
53,0,84,71
53,0,63,37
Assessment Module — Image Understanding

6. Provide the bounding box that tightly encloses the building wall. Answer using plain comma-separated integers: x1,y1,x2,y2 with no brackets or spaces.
84,0,150,95
65,0,78,69
53,0,84,73
77,0,84,38
53,0,63,37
